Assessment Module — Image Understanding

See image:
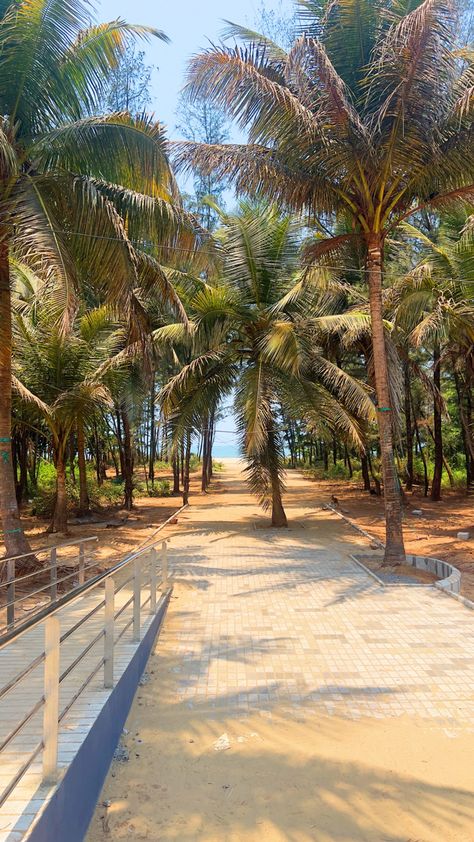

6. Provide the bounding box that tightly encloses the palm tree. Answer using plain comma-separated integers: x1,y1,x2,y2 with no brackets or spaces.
174,0,474,562
0,0,201,558
393,211,474,495
160,202,374,525
12,292,118,532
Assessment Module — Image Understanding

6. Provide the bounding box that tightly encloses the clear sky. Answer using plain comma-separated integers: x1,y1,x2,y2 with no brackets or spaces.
98,0,293,139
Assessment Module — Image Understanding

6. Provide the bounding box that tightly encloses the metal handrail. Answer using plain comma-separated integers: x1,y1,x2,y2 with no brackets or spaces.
0,503,186,810
1,537,99,634
0,505,187,641
1,536,98,564
0,552,97,589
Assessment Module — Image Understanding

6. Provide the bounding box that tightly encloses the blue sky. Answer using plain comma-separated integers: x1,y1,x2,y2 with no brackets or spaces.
98,0,293,138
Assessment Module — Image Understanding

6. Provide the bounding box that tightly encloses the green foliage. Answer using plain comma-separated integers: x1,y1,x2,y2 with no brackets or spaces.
134,479,171,497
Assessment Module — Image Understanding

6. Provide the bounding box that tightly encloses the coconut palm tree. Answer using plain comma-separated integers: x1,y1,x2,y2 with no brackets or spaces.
12,291,120,532
393,211,474,495
160,202,374,525
0,0,201,558
174,0,474,562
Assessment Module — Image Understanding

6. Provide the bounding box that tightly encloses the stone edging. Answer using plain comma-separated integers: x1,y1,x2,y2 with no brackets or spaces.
323,502,467,603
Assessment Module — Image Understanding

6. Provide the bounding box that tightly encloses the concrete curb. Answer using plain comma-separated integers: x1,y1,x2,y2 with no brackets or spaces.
323,503,464,598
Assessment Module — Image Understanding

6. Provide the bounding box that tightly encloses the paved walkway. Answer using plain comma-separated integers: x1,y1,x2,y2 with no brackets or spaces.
162,466,474,729
87,461,474,842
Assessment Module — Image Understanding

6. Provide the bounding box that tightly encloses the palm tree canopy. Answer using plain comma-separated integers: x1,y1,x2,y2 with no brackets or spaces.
159,202,374,512
174,0,474,241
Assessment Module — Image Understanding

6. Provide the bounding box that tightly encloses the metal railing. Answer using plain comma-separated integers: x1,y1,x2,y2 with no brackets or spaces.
0,505,187,810
0,537,99,635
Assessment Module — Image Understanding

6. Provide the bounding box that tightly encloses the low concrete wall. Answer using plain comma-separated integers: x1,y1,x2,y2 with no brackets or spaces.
404,554,461,594
27,589,171,842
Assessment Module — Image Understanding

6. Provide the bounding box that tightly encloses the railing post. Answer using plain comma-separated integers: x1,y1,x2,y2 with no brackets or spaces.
6,558,15,629
50,547,57,602
43,616,60,783
104,578,115,688
149,548,157,614
78,542,85,585
133,558,141,642
161,540,168,588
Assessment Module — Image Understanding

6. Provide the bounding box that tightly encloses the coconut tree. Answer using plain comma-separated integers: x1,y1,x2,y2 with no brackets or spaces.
393,211,474,495
0,0,205,558
159,202,374,525
174,0,474,561
12,293,119,532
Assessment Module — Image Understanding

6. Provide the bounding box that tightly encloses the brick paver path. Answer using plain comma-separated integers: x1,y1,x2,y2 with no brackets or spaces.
161,463,474,730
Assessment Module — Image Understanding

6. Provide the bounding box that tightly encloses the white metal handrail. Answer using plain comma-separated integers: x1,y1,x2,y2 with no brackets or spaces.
0,504,187,810
0,536,98,633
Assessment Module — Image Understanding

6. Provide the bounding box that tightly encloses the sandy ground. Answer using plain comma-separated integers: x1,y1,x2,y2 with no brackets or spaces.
85,462,474,842
305,475,474,601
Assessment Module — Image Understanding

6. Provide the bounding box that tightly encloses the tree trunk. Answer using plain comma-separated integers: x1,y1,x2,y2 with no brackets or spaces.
271,483,288,527
454,371,474,493
50,445,69,534
366,234,406,563
322,441,329,471
201,419,209,492
77,419,90,516
413,412,429,497
173,453,180,494
431,343,443,502
361,453,371,492
403,361,414,491
15,430,29,505
268,422,288,527
345,446,353,479
149,378,155,488
122,409,134,510
68,432,76,484
115,409,125,478
0,240,36,563
182,432,191,506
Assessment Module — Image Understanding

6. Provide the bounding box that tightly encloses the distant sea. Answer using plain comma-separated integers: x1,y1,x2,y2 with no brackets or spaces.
213,441,240,458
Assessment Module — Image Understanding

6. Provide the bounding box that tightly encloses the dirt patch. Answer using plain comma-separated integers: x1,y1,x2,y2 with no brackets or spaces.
304,473,474,601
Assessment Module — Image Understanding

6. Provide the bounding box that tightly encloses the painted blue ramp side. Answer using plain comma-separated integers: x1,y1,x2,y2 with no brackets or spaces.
28,590,171,842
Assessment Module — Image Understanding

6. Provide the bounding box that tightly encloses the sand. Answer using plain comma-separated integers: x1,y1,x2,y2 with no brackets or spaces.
85,463,474,842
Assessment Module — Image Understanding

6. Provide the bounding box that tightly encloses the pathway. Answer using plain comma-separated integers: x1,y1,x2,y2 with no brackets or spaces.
87,461,474,842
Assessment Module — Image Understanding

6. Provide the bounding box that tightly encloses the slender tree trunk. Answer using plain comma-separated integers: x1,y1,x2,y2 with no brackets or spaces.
0,240,36,563
366,234,406,563
267,423,288,528
68,432,76,485
15,430,28,506
431,343,443,501
77,419,90,516
367,450,381,495
454,371,474,493
115,409,125,478
172,451,180,494
322,441,329,471
413,412,429,497
182,432,191,506
344,445,353,479
50,444,69,534
180,439,185,485
122,409,133,510
149,377,155,488
201,418,209,492
361,453,371,492
403,361,414,491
